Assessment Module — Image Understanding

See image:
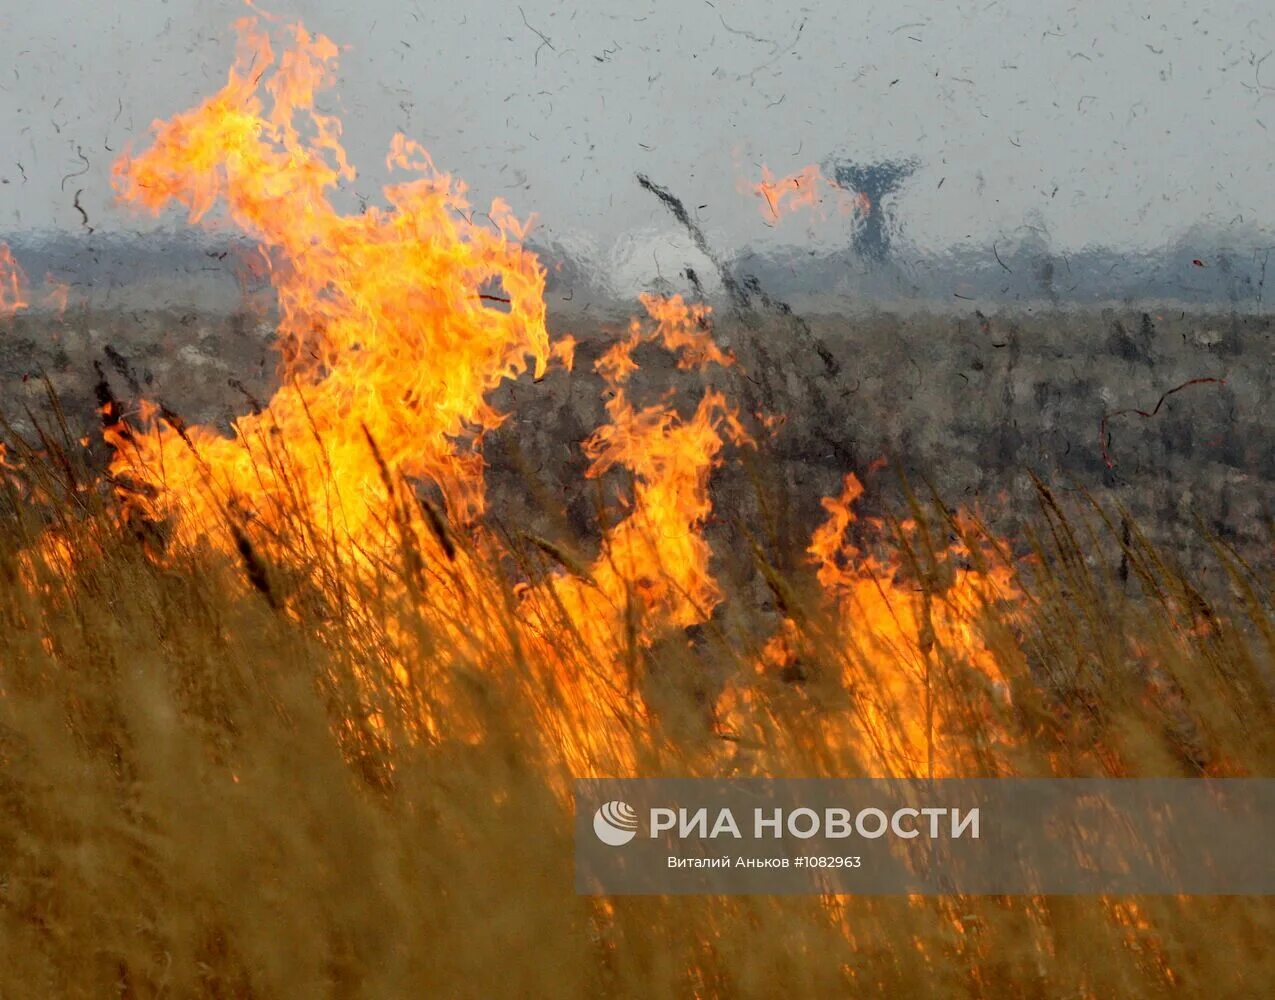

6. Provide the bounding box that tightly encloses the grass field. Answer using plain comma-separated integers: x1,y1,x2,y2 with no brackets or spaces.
1,405,1273,996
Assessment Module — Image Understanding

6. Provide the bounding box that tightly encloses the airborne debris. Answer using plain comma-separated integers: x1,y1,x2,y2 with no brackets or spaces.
72,189,92,233
518,6,556,66
1100,377,1227,469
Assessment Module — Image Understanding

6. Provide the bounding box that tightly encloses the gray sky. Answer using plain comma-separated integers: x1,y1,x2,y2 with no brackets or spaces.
3,0,1273,289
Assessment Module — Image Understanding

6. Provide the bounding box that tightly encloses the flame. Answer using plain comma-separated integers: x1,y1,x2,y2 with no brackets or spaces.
532,293,745,644
0,243,29,318
21,8,1025,787
720,474,1020,777
750,165,871,224
508,293,748,769
0,250,71,320
753,164,825,221
109,17,552,551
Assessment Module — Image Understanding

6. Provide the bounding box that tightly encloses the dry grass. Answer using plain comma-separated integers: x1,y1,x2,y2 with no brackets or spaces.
0,405,1273,998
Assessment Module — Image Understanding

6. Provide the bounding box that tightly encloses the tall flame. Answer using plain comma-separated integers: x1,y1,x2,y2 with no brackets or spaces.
533,293,746,648
0,243,29,318
109,17,553,553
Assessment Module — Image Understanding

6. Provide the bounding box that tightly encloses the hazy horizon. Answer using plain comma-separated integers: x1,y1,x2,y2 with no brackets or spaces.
4,223,1273,315
3,1,1273,311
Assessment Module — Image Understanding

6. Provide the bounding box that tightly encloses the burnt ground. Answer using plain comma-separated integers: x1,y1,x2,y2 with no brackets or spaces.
1,304,1272,583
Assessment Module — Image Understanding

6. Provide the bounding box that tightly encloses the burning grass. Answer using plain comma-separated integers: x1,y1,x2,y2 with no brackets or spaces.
1,11,1274,997
1,427,1273,996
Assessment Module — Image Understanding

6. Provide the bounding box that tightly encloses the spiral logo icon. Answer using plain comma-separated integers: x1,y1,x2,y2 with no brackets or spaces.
593,800,639,846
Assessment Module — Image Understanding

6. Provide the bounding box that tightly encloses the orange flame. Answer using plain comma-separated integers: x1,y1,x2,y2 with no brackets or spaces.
753,164,825,221
721,474,1020,777
109,17,553,552
750,165,873,225
0,244,29,318
538,294,746,642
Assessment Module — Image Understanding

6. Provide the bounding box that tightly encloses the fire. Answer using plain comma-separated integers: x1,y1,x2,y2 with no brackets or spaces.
0,243,29,318
0,248,71,320
750,165,871,224
109,16,553,550
99,14,750,772
720,474,1020,777
84,14,1026,780
753,164,825,221
0,9,1011,785
532,294,744,639
1,13,1222,984
512,293,748,768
